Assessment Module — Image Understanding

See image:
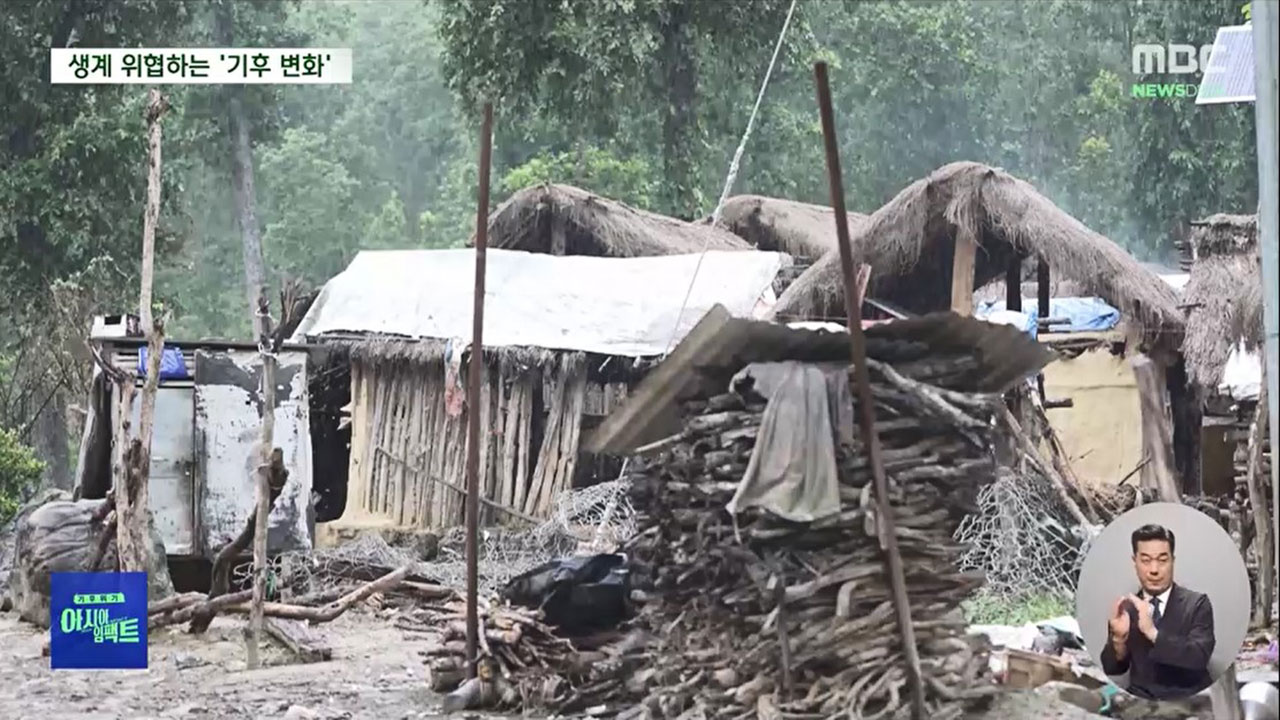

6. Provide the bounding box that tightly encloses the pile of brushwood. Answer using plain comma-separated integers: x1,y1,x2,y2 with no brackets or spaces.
582,358,1000,719
425,355,1007,718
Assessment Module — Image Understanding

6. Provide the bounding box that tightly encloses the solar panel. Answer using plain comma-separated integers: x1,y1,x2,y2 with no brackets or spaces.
1197,25,1256,104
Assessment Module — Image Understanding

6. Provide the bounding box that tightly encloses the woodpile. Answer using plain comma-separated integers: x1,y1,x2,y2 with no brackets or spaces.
408,599,606,711
543,358,1005,718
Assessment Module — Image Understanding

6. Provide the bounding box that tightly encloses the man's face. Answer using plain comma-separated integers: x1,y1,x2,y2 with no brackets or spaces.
1133,539,1174,595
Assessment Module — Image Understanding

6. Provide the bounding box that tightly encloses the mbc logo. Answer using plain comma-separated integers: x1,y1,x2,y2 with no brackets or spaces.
1131,44,1221,75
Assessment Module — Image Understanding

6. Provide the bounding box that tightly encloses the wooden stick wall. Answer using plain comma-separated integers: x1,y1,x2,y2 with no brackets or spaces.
344,350,589,529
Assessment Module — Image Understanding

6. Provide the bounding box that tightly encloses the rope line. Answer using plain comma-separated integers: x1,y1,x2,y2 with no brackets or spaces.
660,0,801,358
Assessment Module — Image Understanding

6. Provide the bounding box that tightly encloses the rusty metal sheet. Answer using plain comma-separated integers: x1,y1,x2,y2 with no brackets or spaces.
194,349,313,558
585,305,1055,455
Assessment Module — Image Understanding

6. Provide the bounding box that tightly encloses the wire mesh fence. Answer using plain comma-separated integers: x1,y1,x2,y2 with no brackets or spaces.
954,468,1091,606
233,478,637,599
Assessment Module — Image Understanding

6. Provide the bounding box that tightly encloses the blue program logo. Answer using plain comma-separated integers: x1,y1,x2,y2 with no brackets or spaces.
50,572,148,669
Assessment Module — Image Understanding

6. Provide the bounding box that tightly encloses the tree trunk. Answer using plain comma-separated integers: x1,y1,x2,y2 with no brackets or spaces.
1131,354,1181,503
217,1,269,341
216,0,274,668
33,391,71,491
659,1,697,220
119,89,169,574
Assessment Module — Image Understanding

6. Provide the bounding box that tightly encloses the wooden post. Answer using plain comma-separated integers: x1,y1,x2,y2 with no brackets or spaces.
1006,255,1022,312
950,234,977,316
245,296,277,669
814,62,927,720
1131,354,1181,503
1247,381,1274,628
118,89,170,573
464,102,494,679
1037,258,1051,319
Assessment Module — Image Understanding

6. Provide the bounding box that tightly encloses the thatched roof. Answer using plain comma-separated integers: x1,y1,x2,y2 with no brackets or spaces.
708,195,870,261
768,162,1185,352
1181,214,1260,386
480,183,751,257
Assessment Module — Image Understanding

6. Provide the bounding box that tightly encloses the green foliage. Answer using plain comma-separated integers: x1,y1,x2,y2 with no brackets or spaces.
963,589,1074,626
0,0,1266,443
437,0,802,218
501,147,660,209
0,427,44,522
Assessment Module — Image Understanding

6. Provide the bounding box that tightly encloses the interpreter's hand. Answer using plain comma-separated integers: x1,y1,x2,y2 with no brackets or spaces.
1127,594,1158,641
1107,596,1130,642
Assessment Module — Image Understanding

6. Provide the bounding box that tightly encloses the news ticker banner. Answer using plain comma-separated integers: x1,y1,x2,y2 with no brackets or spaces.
50,48,352,84
49,572,148,669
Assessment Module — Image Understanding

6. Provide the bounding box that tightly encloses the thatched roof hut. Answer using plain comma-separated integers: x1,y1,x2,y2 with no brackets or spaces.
708,195,870,261
768,162,1185,351
1181,213,1261,387
480,183,751,257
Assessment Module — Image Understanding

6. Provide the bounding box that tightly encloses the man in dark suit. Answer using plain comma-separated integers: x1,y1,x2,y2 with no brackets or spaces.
1100,523,1216,699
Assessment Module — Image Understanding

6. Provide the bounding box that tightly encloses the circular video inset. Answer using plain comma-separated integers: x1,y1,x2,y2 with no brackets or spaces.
1074,501,1251,701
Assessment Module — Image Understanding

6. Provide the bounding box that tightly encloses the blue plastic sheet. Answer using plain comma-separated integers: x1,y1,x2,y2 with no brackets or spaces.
978,296,1120,335
136,346,190,380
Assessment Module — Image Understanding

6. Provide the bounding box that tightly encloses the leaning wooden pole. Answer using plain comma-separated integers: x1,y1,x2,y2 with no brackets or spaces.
813,62,927,720
464,101,494,678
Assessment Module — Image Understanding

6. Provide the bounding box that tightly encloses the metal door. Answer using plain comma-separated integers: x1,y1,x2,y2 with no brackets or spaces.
121,383,197,555
193,349,313,559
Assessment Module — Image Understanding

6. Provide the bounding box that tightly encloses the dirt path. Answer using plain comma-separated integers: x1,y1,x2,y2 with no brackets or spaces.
0,610,450,720
2,607,1111,720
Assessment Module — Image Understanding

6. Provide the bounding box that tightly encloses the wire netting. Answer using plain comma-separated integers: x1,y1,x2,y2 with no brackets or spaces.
954,468,1093,604
233,478,636,599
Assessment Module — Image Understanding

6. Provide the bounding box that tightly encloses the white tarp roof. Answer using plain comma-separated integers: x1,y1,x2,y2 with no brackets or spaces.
290,248,790,357
1221,342,1263,401
1161,273,1190,292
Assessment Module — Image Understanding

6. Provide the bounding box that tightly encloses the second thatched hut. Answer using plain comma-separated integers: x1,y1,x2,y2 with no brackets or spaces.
480,183,751,257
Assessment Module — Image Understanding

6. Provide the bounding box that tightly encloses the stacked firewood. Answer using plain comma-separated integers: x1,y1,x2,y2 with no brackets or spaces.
409,597,625,711
576,359,1003,719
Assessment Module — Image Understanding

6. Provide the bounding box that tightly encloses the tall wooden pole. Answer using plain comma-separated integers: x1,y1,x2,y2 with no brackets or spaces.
120,88,169,574
813,62,927,720
464,102,494,678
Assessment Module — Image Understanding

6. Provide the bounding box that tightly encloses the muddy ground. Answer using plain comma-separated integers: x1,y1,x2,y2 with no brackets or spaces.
0,610,443,720
0,609,1101,720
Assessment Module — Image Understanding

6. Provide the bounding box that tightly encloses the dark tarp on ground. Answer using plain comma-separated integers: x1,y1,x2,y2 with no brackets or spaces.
501,553,630,635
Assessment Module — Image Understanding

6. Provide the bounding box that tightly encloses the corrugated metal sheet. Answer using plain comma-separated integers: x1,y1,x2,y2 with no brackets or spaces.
585,305,1055,455
111,347,197,375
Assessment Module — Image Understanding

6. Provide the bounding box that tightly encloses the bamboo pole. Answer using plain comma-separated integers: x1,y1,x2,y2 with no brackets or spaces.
464,101,494,679
813,62,927,720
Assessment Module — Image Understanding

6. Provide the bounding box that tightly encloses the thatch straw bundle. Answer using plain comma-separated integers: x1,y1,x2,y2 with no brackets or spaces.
1181,213,1261,386
709,194,870,261
480,183,751,257
768,162,1184,351
322,336,559,369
